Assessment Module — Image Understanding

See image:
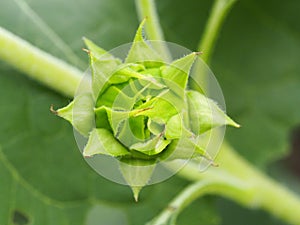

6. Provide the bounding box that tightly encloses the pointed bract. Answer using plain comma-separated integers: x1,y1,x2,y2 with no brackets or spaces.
132,186,142,202
83,128,130,157
56,101,73,123
84,38,121,99
119,160,155,201
125,19,163,64
57,93,94,137
187,90,240,134
83,37,108,58
161,52,198,96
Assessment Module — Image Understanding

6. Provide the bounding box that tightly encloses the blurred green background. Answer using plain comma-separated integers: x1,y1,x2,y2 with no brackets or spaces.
0,0,300,224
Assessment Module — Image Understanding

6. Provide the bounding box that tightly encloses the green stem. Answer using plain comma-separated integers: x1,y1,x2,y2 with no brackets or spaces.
0,27,84,97
148,180,251,225
156,143,300,225
198,0,237,63
13,0,85,68
135,0,171,61
135,0,164,41
191,0,237,93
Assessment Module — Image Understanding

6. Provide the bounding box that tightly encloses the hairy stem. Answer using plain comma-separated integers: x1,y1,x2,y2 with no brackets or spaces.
0,27,84,97
191,0,237,93
13,0,85,68
156,143,300,225
198,0,237,63
135,0,171,60
135,0,164,41
148,179,251,225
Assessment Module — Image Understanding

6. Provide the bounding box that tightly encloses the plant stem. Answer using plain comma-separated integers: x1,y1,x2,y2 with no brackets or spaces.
148,180,251,225
198,0,237,63
13,0,85,68
215,145,300,225
135,0,164,41
191,0,237,93
156,143,300,225
135,0,171,61
0,27,84,97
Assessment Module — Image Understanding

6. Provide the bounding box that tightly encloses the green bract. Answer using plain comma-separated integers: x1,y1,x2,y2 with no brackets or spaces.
55,20,239,200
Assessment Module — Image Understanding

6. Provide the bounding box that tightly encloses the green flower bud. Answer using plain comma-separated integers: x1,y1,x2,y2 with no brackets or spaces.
54,20,239,200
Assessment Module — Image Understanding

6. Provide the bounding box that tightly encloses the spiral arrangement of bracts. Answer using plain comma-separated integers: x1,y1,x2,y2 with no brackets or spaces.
55,20,239,200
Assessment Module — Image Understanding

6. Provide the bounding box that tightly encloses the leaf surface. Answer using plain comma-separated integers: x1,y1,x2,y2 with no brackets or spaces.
0,0,218,223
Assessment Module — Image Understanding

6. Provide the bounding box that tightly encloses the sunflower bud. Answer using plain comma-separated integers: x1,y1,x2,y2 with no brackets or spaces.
55,20,239,200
